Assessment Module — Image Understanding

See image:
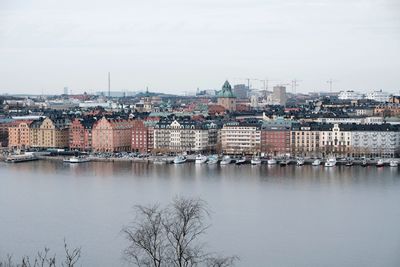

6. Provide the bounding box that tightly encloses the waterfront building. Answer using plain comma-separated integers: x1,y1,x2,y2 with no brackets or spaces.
29,118,69,149
217,81,236,112
69,118,97,151
8,120,33,149
319,124,352,157
0,118,14,147
261,117,292,156
131,120,149,153
290,123,321,157
220,121,261,155
153,119,218,153
351,124,400,158
92,117,133,152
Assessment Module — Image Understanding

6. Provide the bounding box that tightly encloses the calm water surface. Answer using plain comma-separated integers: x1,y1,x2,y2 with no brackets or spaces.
0,161,399,267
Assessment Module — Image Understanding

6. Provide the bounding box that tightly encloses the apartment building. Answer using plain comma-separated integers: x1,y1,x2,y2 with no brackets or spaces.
69,117,97,151
153,119,218,153
220,121,261,155
261,118,292,156
290,123,321,157
92,117,133,152
8,120,32,149
29,117,69,149
131,120,149,153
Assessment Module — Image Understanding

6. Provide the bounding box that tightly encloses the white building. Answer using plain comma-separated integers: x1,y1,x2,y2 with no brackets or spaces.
338,90,364,100
220,122,261,154
366,90,391,102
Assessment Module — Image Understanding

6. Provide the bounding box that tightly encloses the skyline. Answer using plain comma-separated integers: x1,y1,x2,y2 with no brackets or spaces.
1,0,399,94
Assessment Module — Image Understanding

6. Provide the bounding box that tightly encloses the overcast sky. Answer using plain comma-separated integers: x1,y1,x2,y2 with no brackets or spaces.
0,0,399,94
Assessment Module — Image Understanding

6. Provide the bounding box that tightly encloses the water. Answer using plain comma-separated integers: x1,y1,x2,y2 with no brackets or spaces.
0,161,400,267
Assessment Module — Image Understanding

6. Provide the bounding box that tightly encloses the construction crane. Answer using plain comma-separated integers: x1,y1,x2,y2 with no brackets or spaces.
326,79,338,92
291,79,302,94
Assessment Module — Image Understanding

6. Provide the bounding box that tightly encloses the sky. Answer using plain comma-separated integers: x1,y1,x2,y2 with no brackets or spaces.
0,0,399,95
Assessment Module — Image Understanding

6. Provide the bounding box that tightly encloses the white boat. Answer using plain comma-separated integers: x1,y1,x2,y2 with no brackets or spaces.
195,154,208,164
63,156,90,163
251,156,261,165
361,159,368,167
5,154,38,163
220,156,233,165
153,158,166,164
324,157,336,167
389,160,399,167
267,158,277,165
207,155,219,165
345,159,354,167
279,159,289,166
235,157,246,165
173,155,187,164
296,158,305,166
376,159,385,167
312,159,321,166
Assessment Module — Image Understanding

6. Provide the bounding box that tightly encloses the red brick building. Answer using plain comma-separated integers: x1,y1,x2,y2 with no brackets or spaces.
69,118,97,151
260,120,292,156
131,120,149,153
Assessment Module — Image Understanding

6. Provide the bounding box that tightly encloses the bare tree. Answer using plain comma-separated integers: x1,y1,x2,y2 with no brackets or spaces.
0,240,80,267
123,197,238,267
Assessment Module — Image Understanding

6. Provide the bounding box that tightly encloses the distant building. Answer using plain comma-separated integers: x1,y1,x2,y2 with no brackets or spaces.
233,84,249,99
217,81,236,112
64,87,69,95
272,86,287,106
338,90,363,100
131,120,150,153
8,120,33,149
366,90,391,102
261,117,293,156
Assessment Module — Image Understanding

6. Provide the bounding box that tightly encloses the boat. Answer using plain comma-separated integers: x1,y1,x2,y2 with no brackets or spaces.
267,158,277,165
207,155,219,165
153,158,166,164
312,159,321,166
345,159,353,167
296,157,305,166
376,159,385,167
361,159,368,167
63,156,91,163
324,157,336,167
279,159,289,166
251,156,261,165
235,157,246,165
389,160,399,167
5,154,38,163
173,155,187,164
195,154,208,164
220,156,233,165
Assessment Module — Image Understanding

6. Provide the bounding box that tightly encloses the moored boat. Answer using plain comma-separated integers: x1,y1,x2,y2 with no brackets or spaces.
389,160,399,167
195,154,208,164
251,156,261,165
220,156,233,165
312,159,321,166
324,157,336,167
173,155,187,164
296,157,305,166
376,159,385,167
345,159,353,167
267,158,277,165
361,159,368,167
5,154,38,163
207,155,219,165
235,157,246,165
279,159,289,166
63,156,91,163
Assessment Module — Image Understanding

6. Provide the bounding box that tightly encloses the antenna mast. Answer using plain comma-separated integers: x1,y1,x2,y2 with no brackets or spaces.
108,72,111,97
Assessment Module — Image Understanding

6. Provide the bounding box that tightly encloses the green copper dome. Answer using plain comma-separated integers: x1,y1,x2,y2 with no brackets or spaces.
217,80,236,98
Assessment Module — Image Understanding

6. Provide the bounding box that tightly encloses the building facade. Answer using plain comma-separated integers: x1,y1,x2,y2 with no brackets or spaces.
217,81,236,112
261,118,292,156
220,122,261,155
29,118,69,149
92,117,133,152
69,118,96,151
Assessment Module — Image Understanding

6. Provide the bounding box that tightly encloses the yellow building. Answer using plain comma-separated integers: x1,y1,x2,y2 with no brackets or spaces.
30,118,69,148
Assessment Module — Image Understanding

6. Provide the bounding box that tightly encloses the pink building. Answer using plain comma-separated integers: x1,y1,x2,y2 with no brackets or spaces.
92,117,132,152
131,120,149,153
69,118,96,151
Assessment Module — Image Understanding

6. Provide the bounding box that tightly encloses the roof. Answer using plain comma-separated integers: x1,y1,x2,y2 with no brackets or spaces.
217,80,236,98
